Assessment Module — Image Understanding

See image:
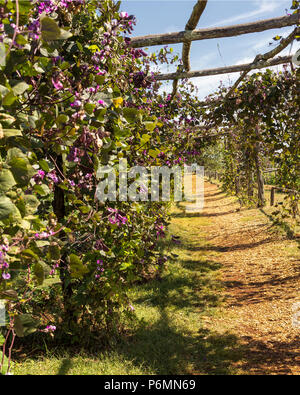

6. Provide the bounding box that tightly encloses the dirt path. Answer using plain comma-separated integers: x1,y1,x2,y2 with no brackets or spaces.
199,181,300,375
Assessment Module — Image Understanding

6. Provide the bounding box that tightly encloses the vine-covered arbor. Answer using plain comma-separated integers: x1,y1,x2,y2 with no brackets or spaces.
0,0,299,375
130,0,299,213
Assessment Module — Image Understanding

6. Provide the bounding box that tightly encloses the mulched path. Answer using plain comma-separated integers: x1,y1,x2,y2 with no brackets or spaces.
200,181,300,375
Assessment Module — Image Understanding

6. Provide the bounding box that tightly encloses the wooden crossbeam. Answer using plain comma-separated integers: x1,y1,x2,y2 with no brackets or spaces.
225,27,298,98
154,55,293,81
129,13,299,48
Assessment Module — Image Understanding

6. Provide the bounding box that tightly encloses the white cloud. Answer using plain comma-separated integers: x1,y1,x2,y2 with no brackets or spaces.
206,0,281,28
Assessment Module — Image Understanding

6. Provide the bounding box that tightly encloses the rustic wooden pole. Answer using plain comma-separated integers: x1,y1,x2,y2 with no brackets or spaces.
225,28,298,98
235,175,240,195
182,0,208,72
155,55,292,81
129,13,299,48
254,142,265,208
270,187,275,206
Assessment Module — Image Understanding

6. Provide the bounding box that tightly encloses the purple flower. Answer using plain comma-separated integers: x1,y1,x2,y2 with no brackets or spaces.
52,78,63,91
0,244,9,252
1,261,9,269
70,99,82,108
33,169,45,184
34,231,53,239
47,171,59,184
67,147,80,163
2,273,11,280
42,325,56,333
98,99,107,107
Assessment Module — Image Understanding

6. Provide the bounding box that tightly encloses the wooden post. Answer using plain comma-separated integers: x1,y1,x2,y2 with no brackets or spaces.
235,175,240,195
254,142,265,207
270,187,275,206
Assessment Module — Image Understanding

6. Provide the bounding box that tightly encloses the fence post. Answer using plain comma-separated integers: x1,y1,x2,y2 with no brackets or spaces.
270,187,275,206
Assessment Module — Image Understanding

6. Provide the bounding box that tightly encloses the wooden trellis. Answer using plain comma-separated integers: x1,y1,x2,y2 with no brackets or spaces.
129,1,299,211
129,1,299,92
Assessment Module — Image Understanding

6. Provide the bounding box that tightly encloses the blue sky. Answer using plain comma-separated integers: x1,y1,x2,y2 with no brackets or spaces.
121,0,298,98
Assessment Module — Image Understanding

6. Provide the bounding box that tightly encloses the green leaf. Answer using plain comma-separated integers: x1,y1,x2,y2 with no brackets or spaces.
14,314,40,337
140,133,151,144
12,82,30,96
33,183,50,196
0,196,18,220
119,262,133,271
95,108,107,122
0,43,6,67
9,157,35,187
21,248,39,262
0,351,9,375
0,85,9,98
38,159,50,172
69,254,88,279
1,129,22,138
23,194,40,215
59,28,73,40
123,108,140,123
48,245,60,261
0,169,16,193
56,114,69,125
41,17,72,41
0,113,15,126
41,17,61,41
148,149,160,158
2,92,16,106
84,103,96,115
33,262,45,285
16,34,28,45
144,121,157,132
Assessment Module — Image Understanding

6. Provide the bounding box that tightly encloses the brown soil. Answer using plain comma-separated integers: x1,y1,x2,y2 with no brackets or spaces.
201,181,300,375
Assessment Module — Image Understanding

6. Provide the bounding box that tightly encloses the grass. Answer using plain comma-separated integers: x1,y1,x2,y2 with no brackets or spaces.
13,202,245,375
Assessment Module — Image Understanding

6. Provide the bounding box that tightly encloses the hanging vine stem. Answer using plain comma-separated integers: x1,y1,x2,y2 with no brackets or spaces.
6,0,19,57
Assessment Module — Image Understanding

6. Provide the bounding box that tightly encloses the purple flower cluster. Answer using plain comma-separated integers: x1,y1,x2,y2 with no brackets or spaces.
50,262,59,276
38,0,57,15
107,208,128,226
119,12,136,34
28,19,40,41
34,231,54,239
132,71,151,89
129,48,148,60
67,146,81,163
155,224,165,239
33,169,45,184
47,170,60,184
95,259,105,279
94,239,109,252
41,325,56,333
